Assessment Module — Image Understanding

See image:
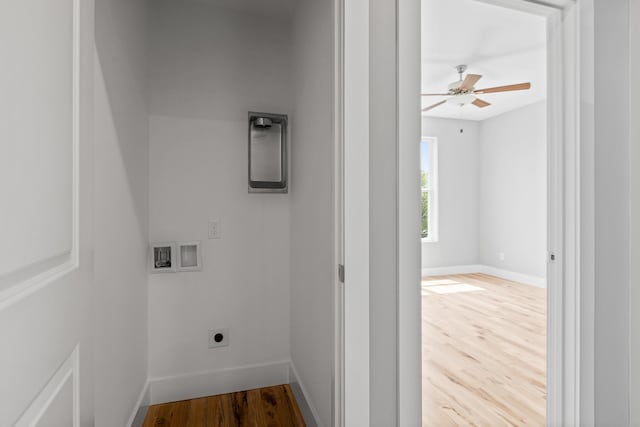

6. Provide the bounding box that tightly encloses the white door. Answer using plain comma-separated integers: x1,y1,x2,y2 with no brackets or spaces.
0,0,94,425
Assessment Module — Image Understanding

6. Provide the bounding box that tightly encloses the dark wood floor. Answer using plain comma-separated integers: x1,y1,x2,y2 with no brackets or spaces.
142,384,306,427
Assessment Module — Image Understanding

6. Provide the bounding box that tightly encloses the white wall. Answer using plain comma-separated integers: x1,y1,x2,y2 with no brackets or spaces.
420,103,546,282
630,0,640,423
93,0,149,424
147,0,292,393
289,0,335,425
479,101,547,278
592,0,630,424
421,118,480,269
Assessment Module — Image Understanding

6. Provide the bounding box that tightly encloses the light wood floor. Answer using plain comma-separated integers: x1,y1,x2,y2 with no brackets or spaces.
422,273,546,426
142,384,306,427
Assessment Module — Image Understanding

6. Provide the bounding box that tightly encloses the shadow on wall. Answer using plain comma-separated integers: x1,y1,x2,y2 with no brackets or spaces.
95,0,149,233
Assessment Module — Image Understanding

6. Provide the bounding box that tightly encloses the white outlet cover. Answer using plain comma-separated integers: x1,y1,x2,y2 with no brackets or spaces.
208,219,221,239
208,328,229,348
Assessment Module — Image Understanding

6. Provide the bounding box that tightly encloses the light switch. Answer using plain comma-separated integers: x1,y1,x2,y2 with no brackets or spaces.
208,219,221,239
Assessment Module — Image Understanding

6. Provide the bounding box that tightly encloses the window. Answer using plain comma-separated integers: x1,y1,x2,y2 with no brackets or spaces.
421,137,438,242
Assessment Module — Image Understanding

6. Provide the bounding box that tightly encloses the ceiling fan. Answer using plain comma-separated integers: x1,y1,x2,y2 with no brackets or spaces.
421,64,531,112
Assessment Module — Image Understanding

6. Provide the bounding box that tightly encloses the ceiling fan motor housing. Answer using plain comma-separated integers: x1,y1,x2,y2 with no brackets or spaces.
448,81,463,92
421,65,531,112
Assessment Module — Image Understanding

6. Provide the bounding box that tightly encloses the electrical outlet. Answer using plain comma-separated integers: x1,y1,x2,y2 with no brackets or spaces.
208,219,221,239
498,252,505,261
208,328,229,348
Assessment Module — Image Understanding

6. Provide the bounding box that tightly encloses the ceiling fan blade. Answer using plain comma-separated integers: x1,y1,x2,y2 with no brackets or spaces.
421,93,450,96
472,98,491,108
460,74,482,91
422,100,447,112
474,82,531,94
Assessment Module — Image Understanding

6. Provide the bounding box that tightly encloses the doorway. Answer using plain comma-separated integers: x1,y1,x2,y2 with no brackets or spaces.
415,0,581,424
420,1,548,423
339,0,580,424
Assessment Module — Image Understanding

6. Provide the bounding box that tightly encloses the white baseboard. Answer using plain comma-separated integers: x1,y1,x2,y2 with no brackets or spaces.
422,264,546,288
422,264,484,277
289,361,321,427
479,265,546,288
127,379,149,427
147,360,290,405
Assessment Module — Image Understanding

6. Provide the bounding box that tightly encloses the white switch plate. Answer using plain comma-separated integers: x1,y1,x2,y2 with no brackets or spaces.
208,219,221,239
498,252,505,261
208,328,229,348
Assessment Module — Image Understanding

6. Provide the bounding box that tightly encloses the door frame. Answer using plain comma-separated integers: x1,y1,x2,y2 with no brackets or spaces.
335,0,588,425
334,0,371,424
479,2,582,425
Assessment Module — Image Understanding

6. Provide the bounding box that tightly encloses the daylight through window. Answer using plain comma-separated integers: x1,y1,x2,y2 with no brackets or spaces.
421,137,438,241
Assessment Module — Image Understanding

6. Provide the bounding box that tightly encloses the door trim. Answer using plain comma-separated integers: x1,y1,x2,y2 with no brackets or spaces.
412,0,584,424
336,0,586,424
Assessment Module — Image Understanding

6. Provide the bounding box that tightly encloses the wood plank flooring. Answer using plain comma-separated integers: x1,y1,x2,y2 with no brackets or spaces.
422,273,546,426
142,384,306,427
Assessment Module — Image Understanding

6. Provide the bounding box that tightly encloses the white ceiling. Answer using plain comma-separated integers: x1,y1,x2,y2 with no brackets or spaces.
192,0,298,19
421,0,547,121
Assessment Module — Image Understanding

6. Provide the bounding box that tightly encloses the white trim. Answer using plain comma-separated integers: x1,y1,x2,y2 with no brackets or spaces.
14,346,80,427
333,0,344,424
342,0,371,424
396,0,423,423
422,264,547,288
126,380,150,427
560,4,583,425
630,0,640,422
421,264,484,277
545,2,582,424
474,0,572,13
289,362,322,427
331,0,345,427
0,0,81,310
479,266,546,288
147,360,290,405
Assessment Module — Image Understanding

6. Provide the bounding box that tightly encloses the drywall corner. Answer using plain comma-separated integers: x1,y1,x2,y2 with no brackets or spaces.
289,362,321,427
126,380,149,427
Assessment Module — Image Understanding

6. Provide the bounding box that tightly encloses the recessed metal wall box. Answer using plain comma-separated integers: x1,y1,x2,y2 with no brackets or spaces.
177,241,202,272
248,112,288,193
150,242,177,273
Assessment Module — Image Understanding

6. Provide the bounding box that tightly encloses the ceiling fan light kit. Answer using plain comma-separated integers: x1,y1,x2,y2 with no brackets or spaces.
421,64,532,112
446,93,476,106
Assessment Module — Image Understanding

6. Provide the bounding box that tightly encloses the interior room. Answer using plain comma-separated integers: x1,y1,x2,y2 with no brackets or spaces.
145,0,335,424
3,0,334,425
143,1,333,424
2,0,639,425
420,0,548,424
